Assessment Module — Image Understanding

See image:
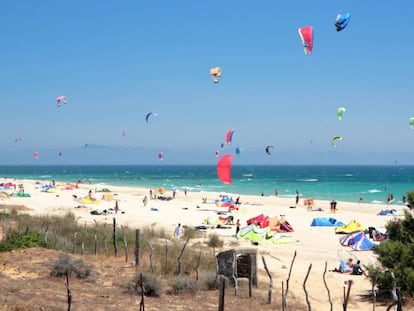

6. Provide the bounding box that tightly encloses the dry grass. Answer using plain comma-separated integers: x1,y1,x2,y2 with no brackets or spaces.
0,248,310,311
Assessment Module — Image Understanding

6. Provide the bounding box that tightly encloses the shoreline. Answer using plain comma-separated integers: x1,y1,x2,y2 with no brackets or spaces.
1,164,413,205
0,178,406,229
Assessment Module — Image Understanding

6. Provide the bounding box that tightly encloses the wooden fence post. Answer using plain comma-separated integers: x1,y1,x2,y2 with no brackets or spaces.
261,256,272,304
65,271,72,311
113,217,117,257
163,239,168,274
323,261,333,311
139,272,145,311
72,231,78,254
283,250,297,310
121,225,128,263
177,238,190,276
149,241,154,273
218,275,225,311
303,263,312,311
135,229,140,266
103,223,108,256
343,280,353,311
94,220,98,256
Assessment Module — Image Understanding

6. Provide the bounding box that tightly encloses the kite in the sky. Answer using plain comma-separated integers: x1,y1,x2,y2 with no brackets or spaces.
337,107,346,120
121,131,126,137
265,145,274,155
409,117,414,129
158,152,164,161
56,96,67,107
215,150,219,157
210,67,221,83
335,13,351,32
225,129,234,145
58,152,63,157
34,151,39,160
331,136,343,147
298,26,313,55
217,154,233,185
235,147,241,156
14,137,22,143
146,112,158,123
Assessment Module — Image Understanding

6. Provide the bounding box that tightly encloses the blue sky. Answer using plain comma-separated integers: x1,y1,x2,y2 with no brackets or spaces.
0,1,413,165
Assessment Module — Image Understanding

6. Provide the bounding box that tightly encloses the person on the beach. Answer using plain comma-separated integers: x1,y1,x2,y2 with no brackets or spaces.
88,189,94,200
274,189,278,196
184,188,187,196
236,219,241,238
115,200,119,214
174,223,184,239
295,190,299,205
235,196,241,207
359,194,363,203
330,200,337,213
143,195,148,207
149,189,153,200
351,260,365,275
172,190,176,198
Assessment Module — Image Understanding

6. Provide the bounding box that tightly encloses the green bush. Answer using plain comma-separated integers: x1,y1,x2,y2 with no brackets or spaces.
371,209,414,296
0,232,46,252
50,253,92,279
407,190,414,210
127,272,161,297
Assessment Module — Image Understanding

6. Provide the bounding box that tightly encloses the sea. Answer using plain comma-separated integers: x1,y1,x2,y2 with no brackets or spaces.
0,165,413,205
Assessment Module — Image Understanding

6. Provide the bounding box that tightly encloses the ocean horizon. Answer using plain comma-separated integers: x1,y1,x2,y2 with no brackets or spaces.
1,164,413,206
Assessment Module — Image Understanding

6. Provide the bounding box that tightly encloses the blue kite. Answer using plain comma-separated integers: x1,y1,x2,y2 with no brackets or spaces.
335,13,351,32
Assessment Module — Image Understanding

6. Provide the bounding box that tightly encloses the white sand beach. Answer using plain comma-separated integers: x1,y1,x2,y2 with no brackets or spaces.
1,178,408,310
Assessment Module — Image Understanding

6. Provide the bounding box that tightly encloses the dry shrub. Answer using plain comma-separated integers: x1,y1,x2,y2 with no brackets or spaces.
127,271,161,297
200,270,219,290
50,253,92,279
207,234,223,248
168,276,199,295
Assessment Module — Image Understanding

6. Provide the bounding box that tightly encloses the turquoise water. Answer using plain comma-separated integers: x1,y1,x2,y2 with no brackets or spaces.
0,165,413,205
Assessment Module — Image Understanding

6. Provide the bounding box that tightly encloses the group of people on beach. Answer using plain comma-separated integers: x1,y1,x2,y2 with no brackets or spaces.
334,258,365,276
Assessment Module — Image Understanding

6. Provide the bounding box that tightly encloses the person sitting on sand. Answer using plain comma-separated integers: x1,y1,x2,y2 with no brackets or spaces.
334,258,354,273
351,260,365,276
88,189,96,200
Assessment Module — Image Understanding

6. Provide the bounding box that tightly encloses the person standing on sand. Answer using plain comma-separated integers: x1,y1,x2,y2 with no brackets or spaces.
174,223,184,239
143,195,148,207
236,219,241,238
115,200,119,214
359,194,363,203
295,190,300,205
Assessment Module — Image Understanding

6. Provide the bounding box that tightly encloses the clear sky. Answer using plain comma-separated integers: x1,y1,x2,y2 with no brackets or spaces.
1,1,413,165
